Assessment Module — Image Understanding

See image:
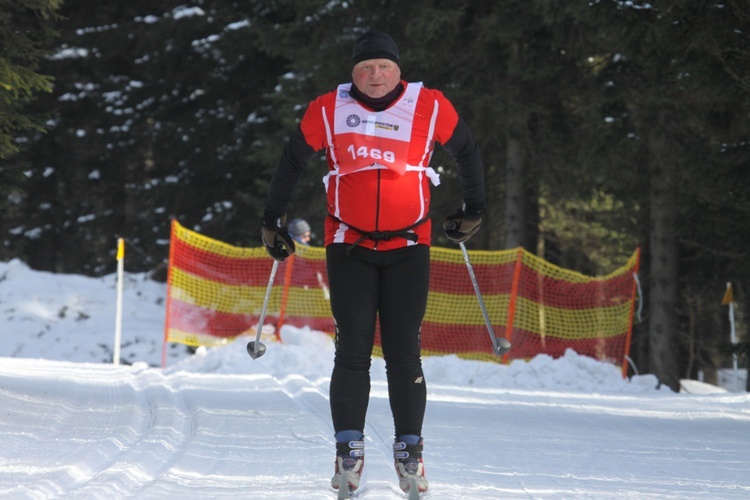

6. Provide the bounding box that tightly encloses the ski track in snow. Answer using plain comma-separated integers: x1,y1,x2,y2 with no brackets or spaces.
2,356,750,499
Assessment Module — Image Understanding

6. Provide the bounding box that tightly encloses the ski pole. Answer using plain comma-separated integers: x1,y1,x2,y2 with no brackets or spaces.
459,242,512,356
246,259,279,359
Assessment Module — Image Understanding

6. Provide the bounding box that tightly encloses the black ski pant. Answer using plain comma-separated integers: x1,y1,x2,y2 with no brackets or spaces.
326,243,430,439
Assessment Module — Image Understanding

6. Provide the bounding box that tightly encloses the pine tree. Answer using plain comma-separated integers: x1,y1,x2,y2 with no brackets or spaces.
0,0,61,159
565,0,750,389
0,0,289,274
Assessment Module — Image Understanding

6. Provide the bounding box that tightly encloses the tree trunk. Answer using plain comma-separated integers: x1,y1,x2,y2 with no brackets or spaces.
503,42,536,251
504,134,528,249
647,120,681,391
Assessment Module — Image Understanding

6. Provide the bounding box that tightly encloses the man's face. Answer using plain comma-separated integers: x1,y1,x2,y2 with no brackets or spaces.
352,59,401,99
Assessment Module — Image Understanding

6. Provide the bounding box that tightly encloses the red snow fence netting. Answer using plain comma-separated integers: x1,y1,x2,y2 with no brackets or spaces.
164,219,640,374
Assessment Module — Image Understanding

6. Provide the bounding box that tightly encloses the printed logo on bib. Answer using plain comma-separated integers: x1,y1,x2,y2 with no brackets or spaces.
345,114,400,133
401,95,416,107
362,118,399,133
346,114,361,127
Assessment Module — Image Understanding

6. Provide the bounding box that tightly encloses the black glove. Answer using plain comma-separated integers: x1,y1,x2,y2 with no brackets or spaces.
261,214,296,261
443,204,484,243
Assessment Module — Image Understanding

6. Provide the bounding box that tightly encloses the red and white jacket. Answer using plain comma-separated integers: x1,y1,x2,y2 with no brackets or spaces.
299,81,460,250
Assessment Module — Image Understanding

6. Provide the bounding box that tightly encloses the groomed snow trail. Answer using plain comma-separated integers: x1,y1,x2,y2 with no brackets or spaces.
1,356,750,499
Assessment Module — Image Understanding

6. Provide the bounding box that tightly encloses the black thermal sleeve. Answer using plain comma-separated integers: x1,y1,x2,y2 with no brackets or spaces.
263,126,318,218
442,118,486,214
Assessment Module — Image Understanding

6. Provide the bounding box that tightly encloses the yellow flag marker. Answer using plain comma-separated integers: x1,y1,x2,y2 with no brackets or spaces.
722,283,733,305
116,238,125,261
114,238,125,365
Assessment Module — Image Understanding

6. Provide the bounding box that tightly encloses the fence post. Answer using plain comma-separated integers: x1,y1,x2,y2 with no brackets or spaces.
161,219,177,368
622,247,641,378
504,247,524,361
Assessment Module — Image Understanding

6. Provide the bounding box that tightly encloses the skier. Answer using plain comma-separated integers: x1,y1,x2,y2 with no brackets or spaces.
287,218,311,245
260,30,486,496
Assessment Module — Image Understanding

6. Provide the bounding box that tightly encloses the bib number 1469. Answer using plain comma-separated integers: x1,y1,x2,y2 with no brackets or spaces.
347,145,395,163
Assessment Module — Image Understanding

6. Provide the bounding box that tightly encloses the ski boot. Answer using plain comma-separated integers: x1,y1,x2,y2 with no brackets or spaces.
331,439,364,497
394,438,428,496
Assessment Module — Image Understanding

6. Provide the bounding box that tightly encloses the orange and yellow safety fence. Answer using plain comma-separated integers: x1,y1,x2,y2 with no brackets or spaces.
163,219,639,374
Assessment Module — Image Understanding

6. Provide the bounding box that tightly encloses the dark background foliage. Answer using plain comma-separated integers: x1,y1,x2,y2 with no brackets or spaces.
2,0,749,389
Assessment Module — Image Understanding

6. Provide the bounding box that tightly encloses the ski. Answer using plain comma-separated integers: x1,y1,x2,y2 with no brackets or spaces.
407,477,420,500
331,470,364,499
333,482,364,499
336,484,351,499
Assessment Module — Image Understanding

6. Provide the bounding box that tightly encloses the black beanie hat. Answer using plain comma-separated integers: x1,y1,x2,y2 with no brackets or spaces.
352,30,400,66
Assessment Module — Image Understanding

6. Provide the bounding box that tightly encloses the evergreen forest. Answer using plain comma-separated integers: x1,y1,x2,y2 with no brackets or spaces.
2,0,749,390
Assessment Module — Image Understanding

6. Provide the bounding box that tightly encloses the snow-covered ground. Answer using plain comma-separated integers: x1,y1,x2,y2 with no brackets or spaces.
1,258,749,499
